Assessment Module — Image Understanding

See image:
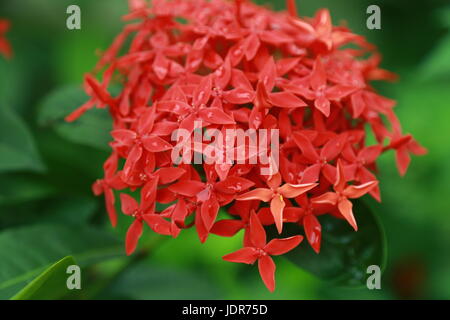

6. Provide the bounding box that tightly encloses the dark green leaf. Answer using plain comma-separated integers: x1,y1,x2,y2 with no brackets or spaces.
37,85,113,151
39,195,98,225
0,224,122,299
269,199,386,287
10,256,77,300
0,58,24,110
101,262,222,299
0,173,56,206
0,106,44,172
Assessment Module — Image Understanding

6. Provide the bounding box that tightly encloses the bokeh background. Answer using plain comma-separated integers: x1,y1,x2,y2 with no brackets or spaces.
0,0,449,299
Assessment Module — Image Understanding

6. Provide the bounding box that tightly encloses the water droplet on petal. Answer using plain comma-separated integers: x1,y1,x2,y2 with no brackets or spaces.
215,67,223,77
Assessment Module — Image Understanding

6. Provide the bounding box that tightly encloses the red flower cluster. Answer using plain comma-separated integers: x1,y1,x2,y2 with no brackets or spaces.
0,19,12,58
68,0,425,291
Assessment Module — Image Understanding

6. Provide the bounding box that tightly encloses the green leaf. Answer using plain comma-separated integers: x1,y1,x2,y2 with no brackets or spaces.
10,256,77,300
101,262,223,299
0,58,24,110
0,224,122,299
269,199,386,287
0,106,45,172
37,85,113,151
0,173,56,206
39,196,98,225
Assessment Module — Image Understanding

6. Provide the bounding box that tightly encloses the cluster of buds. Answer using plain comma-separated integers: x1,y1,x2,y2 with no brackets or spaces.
68,0,425,291
0,19,12,58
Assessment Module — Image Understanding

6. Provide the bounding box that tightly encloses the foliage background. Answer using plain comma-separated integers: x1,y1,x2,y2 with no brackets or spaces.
0,0,449,299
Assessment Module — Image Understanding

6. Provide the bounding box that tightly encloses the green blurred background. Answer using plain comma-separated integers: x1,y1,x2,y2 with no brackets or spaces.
0,0,449,299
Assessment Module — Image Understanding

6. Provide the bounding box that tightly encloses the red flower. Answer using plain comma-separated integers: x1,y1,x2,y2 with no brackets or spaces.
237,172,317,233
68,0,425,292
120,190,179,255
312,161,378,231
92,152,127,227
158,76,235,134
284,58,357,117
211,200,260,246
292,131,348,184
342,144,382,201
284,194,330,253
223,212,303,292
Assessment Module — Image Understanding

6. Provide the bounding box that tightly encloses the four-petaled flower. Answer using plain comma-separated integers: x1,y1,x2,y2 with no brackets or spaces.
223,212,303,292
312,161,378,230
237,172,317,233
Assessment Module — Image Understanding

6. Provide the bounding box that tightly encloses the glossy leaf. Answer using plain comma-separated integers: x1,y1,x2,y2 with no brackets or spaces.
10,256,77,300
268,199,386,287
39,196,98,225
0,173,56,206
38,85,115,150
0,105,44,172
0,224,122,299
100,262,222,299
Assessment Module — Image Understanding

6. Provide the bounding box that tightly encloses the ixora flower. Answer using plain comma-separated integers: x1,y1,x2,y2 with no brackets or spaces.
68,0,426,292
0,19,12,58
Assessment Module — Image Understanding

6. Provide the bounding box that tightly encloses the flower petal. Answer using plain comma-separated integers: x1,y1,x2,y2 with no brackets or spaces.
311,192,338,205
171,198,189,226
343,180,378,199
258,255,276,292
326,85,357,101
214,176,254,194
142,135,172,152
264,235,303,255
211,219,245,237
359,145,382,164
278,182,318,198
223,247,258,264
236,188,273,202
125,219,143,255
314,96,330,117
153,52,169,80
143,214,172,235
155,167,186,184
303,214,321,253
270,195,286,234
120,193,139,215
122,144,143,179
193,75,212,106
249,211,267,248
195,207,209,243
292,132,319,162
105,188,117,227
300,164,321,183
338,198,358,231
223,88,255,104
334,160,347,192
111,129,136,146
269,92,307,108
244,33,261,61
259,56,277,92
198,107,235,124
168,180,205,197
321,134,346,161
201,196,220,232
267,173,282,189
